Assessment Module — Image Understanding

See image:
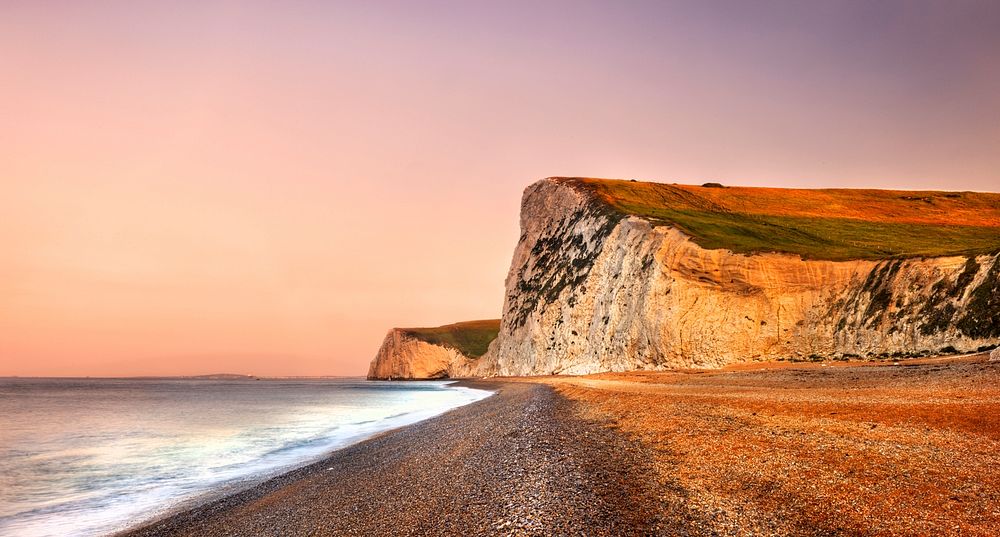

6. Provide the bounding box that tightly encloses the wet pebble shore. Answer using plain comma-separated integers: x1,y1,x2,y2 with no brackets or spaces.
122,381,678,536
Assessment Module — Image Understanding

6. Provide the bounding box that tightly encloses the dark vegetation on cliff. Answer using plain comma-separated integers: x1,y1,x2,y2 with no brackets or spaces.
956,258,1000,338
511,198,620,328
828,254,1000,343
561,177,1000,261
400,320,501,358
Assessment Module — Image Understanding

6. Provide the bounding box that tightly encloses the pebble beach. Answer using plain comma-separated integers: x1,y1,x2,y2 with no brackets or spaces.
124,354,999,536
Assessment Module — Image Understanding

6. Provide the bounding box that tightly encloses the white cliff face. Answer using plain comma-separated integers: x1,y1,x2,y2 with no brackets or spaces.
367,329,472,379
478,178,1000,376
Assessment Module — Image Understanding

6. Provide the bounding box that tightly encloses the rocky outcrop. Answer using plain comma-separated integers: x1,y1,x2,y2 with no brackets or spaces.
367,329,466,379
367,320,500,379
474,178,1000,376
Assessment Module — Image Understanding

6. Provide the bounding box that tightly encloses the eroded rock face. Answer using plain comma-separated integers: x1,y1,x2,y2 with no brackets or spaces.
475,178,1000,376
367,329,477,380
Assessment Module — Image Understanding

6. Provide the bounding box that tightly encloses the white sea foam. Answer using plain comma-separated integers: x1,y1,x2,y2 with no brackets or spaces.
0,378,491,537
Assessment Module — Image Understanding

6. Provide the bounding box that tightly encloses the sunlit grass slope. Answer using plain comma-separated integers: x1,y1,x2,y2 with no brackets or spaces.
563,178,1000,261
400,320,501,358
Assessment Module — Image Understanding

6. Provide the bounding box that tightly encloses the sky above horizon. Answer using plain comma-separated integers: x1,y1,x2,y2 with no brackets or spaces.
2,1,999,376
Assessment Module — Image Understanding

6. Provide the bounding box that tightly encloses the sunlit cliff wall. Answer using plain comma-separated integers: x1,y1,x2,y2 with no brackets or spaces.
474,178,1000,376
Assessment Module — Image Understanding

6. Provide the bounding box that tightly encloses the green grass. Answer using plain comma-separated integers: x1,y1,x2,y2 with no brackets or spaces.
564,178,1000,261
401,319,501,358
617,205,1000,260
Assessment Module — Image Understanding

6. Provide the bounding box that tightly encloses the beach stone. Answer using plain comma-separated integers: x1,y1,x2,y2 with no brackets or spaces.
122,382,673,536
990,347,1000,362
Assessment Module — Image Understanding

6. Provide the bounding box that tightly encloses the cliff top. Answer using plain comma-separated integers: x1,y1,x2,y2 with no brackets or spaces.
398,319,501,358
554,177,1000,261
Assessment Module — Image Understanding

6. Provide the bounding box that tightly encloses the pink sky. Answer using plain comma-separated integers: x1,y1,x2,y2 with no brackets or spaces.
2,1,999,376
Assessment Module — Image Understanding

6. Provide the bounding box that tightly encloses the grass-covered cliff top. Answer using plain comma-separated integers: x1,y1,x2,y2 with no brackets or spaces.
556,177,1000,261
400,319,501,358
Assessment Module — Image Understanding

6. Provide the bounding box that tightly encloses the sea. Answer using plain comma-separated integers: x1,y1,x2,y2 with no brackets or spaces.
0,377,491,537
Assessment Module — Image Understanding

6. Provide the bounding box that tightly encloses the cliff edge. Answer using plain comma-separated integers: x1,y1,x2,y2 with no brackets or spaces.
367,320,500,379
475,177,1000,376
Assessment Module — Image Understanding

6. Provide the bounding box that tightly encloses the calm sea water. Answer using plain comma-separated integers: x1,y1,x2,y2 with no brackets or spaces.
0,378,491,537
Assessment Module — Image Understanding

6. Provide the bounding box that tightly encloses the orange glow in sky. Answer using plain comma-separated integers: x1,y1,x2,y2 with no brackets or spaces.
2,1,999,376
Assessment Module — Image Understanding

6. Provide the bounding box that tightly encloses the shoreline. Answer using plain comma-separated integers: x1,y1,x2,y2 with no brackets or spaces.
122,355,999,536
110,380,495,536
120,380,670,536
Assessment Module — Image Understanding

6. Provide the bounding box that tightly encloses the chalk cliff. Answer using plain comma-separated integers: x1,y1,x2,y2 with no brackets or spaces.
473,178,1000,376
367,320,500,379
